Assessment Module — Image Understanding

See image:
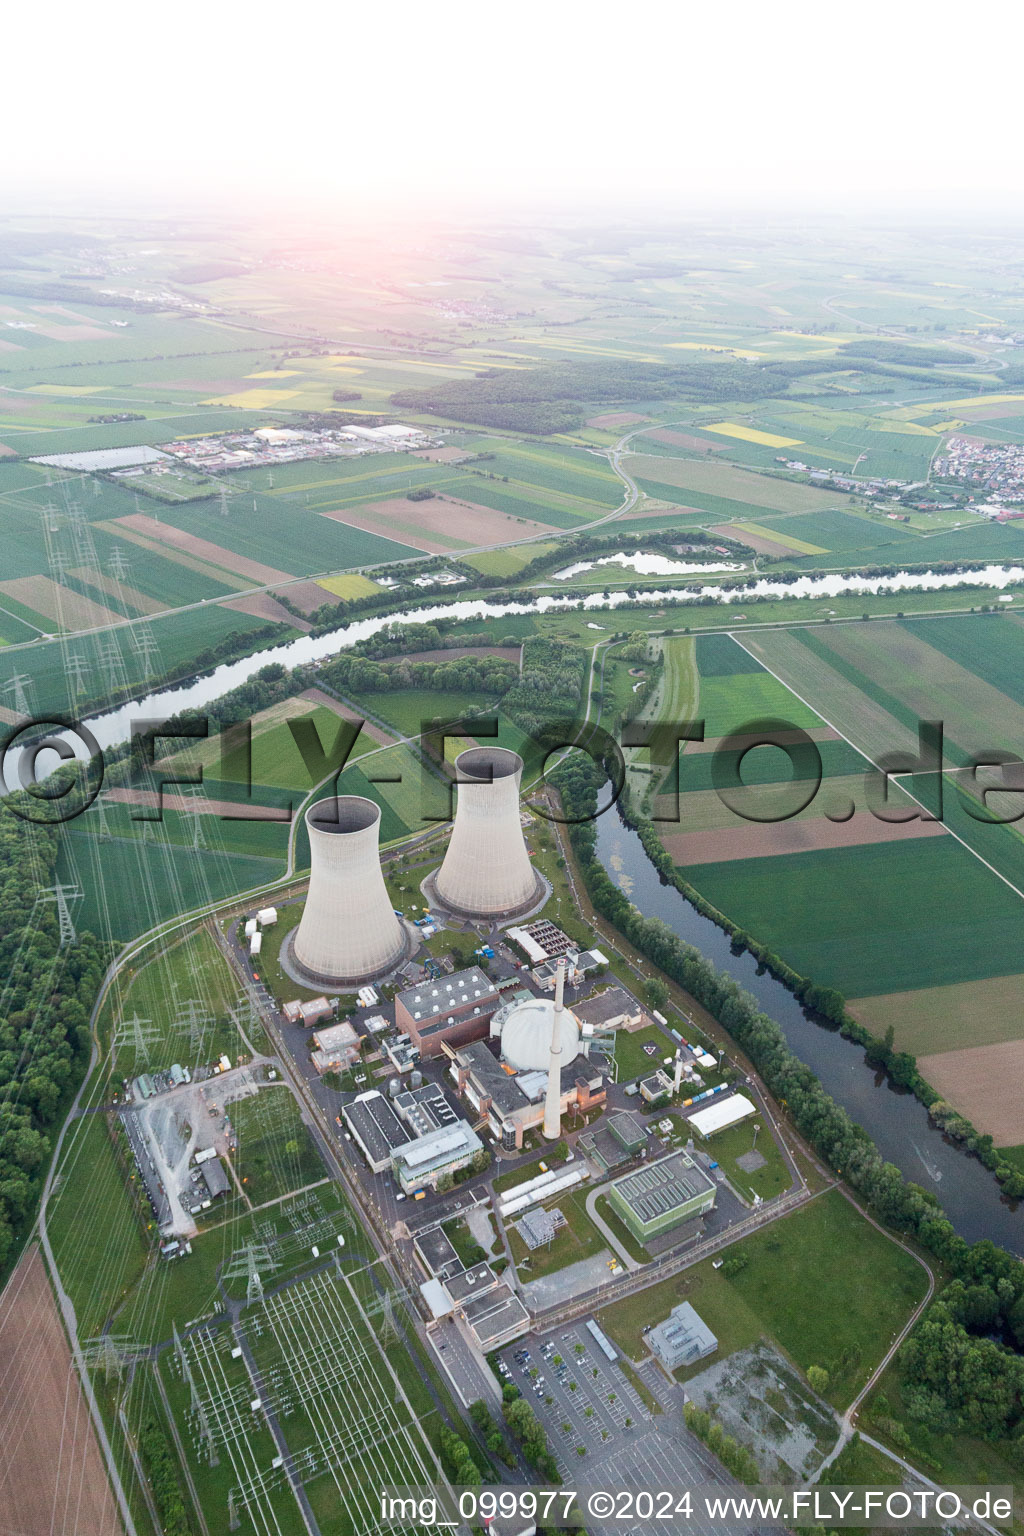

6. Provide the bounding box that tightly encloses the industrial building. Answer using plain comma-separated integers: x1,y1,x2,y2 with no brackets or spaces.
574,987,648,1034
310,1017,361,1075
639,1070,673,1104
342,1091,414,1173
452,1035,605,1149
393,1080,460,1136
200,1158,231,1200
607,1149,716,1245
506,919,575,963
650,1302,718,1370
490,987,580,1073
394,967,499,1056
283,996,335,1028
461,1282,530,1349
292,798,411,985
392,1120,483,1193
432,748,544,919
342,1083,480,1190
578,1107,648,1171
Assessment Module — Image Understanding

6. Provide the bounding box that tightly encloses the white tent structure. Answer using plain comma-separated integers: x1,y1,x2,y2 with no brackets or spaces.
687,1094,757,1138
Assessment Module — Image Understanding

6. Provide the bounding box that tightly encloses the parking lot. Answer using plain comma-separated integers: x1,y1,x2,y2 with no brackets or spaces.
499,1322,656,1468
498,1323,779,1536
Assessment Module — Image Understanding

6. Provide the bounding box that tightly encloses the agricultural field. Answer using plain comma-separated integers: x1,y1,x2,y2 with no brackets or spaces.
651,617,1024,1141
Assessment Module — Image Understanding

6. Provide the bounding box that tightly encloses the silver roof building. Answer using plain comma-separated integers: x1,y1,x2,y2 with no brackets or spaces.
293,797,409,985
433,748,544,918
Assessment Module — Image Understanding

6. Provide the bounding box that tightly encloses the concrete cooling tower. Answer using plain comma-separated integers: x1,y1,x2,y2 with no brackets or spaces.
433,747,544,919
292,797,409,984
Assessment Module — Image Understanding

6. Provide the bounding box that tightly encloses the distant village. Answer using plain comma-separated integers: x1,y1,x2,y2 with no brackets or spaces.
932,436,1024,516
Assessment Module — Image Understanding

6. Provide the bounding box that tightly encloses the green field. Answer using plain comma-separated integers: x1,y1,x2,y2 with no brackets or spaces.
462,540,559,576
229,1087,327,1202
685,836,1024,998
597,1189,927,1409
612,1023,675,1081
688,1114,791,1202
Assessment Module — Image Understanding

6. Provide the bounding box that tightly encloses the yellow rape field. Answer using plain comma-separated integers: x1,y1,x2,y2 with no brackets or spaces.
315,573,381,599
703,422,803,447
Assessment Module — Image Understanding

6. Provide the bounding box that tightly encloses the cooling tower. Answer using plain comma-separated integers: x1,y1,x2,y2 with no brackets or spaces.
292,797,409,985
433,747,544,918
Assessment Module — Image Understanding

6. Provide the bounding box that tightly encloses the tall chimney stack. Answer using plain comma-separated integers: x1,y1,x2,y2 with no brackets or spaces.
542,959,566,1141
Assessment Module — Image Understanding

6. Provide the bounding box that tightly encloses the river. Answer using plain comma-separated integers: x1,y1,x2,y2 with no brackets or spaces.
72,573,1024,1248
593,801,1024,1250
81,560,1024,754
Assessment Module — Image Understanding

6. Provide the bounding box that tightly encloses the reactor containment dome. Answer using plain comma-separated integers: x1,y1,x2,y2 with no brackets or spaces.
432,747,544,919
292,797,410,985
494,994,581,1074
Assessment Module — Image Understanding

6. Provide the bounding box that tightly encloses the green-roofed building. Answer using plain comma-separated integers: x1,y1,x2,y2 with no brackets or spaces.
607,1148,716,1244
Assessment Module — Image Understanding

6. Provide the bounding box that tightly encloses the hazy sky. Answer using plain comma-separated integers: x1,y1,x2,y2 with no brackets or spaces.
4,0,1022,215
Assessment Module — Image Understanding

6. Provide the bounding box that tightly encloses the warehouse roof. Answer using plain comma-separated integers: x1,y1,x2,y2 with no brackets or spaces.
397,967,496,1025
343,1093,413,1164
202,1158,231,1198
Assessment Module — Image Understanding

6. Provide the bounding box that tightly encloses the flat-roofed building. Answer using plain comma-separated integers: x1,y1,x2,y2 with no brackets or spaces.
607,1148,716,1245
444,1263,498,1306
392,1120,483,1193
650,1302,718,1370
461,1282,529,1350
394,966,499,1057
283,996,335,1028
312,1019,359,1053
413,1226,462,1281
575,987,647,1034
342,1091,413,1173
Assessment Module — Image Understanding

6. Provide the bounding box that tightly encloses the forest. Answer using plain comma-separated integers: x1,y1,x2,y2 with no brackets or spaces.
0,803,109,1277
391,358,790,432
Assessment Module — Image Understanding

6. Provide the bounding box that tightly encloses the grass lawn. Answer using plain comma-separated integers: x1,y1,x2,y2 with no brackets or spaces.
230,1087,327,1201
688,1115,792,1202
613,1023,674,1082
508,1188,608,1280
593,1193,650,1265
597,1189,928,1409
48,1113,152,1338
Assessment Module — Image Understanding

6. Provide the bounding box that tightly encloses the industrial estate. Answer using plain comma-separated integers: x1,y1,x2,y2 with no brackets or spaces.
7,184,1024,1536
